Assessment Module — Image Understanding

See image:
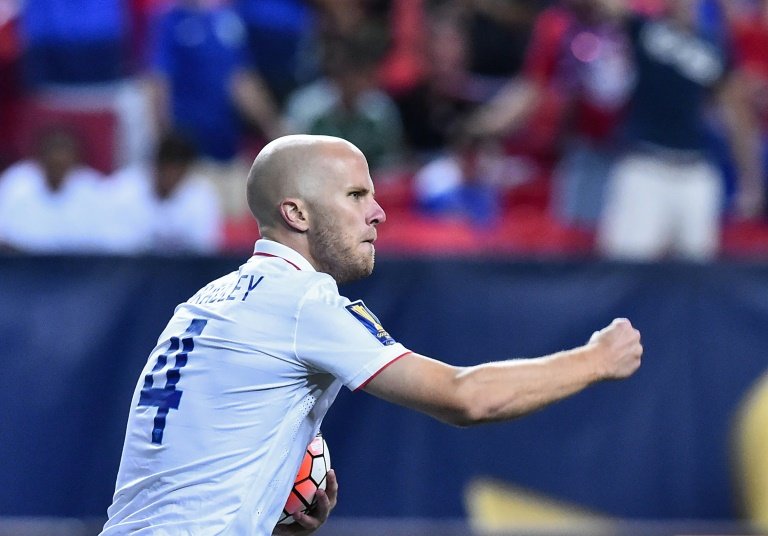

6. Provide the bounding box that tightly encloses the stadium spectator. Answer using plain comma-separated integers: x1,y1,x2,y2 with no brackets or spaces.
466,0,634,230
311,0,390,55
0,127,107,253
234,0,318,106
462,0,546,98
17,0,153,170
596,0,765,261
284,35,405,176
726,0,768,214
413,134,506,228
104,132,223,255
393,1,477,160
145,0,284,218
0,0,22,171
375,0,429,98
20,0,127,86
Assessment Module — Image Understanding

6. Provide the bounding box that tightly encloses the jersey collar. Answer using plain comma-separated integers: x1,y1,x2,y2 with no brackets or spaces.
251,239,316,272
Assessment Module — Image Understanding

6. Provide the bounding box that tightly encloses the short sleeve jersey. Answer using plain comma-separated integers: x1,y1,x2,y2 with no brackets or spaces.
102,240,409,535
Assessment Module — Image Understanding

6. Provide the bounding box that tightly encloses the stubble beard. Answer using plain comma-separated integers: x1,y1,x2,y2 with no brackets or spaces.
309,217,375,284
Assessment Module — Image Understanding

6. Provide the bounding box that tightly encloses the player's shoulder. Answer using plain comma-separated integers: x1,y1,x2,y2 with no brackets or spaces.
300,274,345,307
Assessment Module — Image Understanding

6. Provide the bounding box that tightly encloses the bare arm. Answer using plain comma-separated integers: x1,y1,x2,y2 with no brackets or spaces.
231,70,286,142
464,78,540,138
363,318,642,427
145,73,172,138
717,70,765,219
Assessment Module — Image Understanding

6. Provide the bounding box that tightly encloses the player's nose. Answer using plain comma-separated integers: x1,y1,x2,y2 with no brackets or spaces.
369,199,386,226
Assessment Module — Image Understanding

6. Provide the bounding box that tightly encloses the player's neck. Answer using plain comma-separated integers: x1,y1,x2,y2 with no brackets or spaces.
259,233,320,273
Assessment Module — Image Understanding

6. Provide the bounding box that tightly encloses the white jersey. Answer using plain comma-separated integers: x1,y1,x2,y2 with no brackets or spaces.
102,240,409,535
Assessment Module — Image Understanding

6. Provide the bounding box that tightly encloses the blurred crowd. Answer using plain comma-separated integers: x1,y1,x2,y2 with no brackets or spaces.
0,0,767,259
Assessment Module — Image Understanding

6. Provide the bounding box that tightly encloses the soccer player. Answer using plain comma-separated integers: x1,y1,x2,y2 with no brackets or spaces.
102,134,642,535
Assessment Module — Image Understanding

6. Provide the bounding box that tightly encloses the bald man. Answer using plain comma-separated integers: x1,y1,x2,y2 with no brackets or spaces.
102,135,642,536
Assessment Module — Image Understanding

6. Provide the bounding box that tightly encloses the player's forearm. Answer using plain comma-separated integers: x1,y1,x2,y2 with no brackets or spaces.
364,319,641,427
452,344,604,426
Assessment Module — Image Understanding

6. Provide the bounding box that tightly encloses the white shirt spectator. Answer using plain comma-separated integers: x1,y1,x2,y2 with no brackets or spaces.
0,160,107,253
104,165,223,255
413,154,464,204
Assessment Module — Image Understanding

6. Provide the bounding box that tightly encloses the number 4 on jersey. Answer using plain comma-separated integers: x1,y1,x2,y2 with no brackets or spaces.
138,318,207,444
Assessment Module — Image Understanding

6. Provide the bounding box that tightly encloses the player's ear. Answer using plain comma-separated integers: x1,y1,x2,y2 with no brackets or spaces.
279,198,310,232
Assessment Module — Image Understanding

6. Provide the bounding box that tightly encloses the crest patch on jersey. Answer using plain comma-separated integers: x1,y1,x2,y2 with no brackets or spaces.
345,301,396,346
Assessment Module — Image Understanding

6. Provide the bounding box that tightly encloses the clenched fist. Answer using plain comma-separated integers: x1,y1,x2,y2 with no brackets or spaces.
589,318,643,380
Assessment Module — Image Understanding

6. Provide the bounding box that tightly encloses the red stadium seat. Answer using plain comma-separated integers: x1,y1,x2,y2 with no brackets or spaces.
17,93,118,174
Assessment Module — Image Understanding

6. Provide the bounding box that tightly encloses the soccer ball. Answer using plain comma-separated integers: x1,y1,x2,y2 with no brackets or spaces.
277,434,331,525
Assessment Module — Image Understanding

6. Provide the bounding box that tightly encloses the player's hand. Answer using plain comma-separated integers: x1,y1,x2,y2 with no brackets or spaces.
273,469,338,535
588,318,642,380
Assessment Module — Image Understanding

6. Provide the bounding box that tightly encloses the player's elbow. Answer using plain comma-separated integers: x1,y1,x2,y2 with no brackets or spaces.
420,393,480,428
438,399,499,428
438,375,502,427
446,371,570,427
434,408,476,428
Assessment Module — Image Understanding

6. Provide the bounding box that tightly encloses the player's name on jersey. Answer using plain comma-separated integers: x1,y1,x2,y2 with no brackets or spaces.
190,275,264,304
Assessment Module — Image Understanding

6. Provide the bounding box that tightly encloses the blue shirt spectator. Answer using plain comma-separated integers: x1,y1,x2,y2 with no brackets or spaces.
234,0,317,105
21,0,127,85
622,13,729,152
597,1,763,261
150,3,250,161
145,1,284,221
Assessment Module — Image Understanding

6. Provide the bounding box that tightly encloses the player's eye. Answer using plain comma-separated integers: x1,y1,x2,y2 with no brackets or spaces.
349,191,363,199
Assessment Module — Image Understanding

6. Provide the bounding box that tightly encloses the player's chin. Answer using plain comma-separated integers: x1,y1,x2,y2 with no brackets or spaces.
356,251,375,278
334,253,374,284
359,241,375,259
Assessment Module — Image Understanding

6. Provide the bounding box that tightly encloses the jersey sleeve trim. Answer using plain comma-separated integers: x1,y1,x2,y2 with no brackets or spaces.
353,351,412,392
